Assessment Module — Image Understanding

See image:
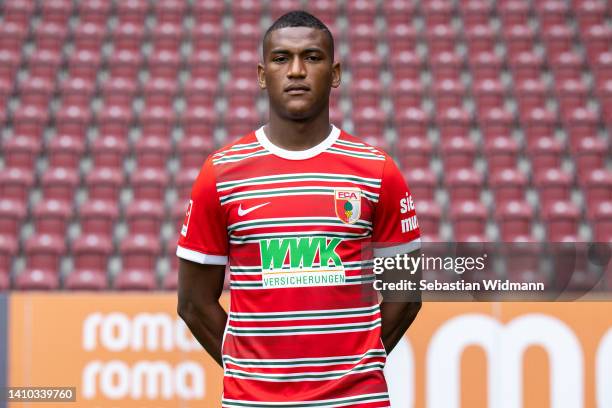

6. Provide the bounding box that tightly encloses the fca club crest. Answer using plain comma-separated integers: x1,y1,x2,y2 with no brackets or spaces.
334,188,361,224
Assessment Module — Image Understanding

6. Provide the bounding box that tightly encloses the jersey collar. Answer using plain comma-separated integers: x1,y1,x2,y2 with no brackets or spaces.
255,124,340,160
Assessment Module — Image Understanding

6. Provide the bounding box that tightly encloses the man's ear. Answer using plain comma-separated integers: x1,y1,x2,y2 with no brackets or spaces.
257,63,266,90
331,61,341,88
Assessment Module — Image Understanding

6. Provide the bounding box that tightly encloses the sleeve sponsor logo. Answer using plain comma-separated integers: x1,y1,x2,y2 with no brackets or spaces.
400,193,419,233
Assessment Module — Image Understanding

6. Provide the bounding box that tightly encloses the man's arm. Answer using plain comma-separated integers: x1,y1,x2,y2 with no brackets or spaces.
379,249,422,354
177,258,227,368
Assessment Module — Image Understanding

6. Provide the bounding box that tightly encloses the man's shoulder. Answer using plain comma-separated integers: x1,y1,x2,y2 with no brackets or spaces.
335,128,391,161
208,130,261,161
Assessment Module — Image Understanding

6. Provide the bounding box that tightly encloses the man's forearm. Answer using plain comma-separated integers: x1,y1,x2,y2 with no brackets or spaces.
379,301,421,353
180,301,228,368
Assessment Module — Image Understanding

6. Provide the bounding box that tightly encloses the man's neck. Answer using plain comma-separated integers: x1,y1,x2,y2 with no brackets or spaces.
264,111,332,151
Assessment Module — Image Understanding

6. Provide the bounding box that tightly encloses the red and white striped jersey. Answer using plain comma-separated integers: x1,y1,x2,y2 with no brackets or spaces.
177,124,421,407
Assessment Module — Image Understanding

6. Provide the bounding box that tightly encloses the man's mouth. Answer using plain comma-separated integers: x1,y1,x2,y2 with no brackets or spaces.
285,84,311,95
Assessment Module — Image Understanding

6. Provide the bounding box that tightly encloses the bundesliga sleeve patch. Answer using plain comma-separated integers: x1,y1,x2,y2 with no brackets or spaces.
181,199,193,237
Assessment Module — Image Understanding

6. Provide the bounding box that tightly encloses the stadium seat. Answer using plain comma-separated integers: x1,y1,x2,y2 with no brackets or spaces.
73,22,106,52
108,49,143,79
353,107,387,138
60,77,96,107
24,234,65,272
440,136,477,171
100,77,138,109
495,200,534,241
436,107,472,139
134,136,172,170
473,78,506,111
162,268,179,290
460,0,493,26
574,137,608,180
151,23,184,52
116,0,150,24
86,168,125,203
193,0,225,24
12,105,49,139
3,0,35,25
551,51,585,82
510,51,545,82
0,200,27,239
189,48,223,79
154,0,187,24
225,76,261,107
426,23,457,55
556,79,589,117
14,269,59,290
172,200,190,232
178,137,215,170
430,51,463,81
225,106,261,137
120,235,161,270
64,269,109,290
97,105,134,137
389,49,422,79
91,135,128,169
581,169,612,209
349,78,383,109
3,136,40,170
563,107,599,149
589,201,612,241
464,24,497,54
47,133,85,170
348,24,379,52
526,136,565,173
490,169,528,204
143,78,178,108
114,269,158,291
415,200,442,237
55,105,92,137
390,78,423,110
126,200,165,236
79,200,119,237
139,105,176,136
542,25,575,58
33,200,72,237
183,77,218,107
404,168,437,201
433,79,466,112
480,108,515,138
19,76,54,108
147,50,182,79
41,167,79,203
191,23,223,52
27,49,62,81
423,0,454,25
229,24,261,55
536,1,570,30
597,79,612,121
504,24,537,56
499,0,531,26
582,24,612,62
394,108,429,138
112,22,146,52
182,106,216,138
594,52,612,83
446,169,484,201
469,51,503,80
307,0,340,24
346,0,378,24
78,0,112,25
0,22,28,53
41,0,73,25
72,234,113,271
175,169,200,200
535,168,573,207
484,136,520,173
397,137,433,171
130,168,169,201
522,107,557,139
0,168,34,202
450,200,488,240
542,201,581,240
67,49,101,82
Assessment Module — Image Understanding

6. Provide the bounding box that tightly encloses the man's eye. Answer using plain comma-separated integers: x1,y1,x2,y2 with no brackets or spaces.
273,56,288,63
306,55,321,61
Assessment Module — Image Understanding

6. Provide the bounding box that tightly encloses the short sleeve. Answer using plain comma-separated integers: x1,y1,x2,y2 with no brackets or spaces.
176,156,229,265
371,156,421,257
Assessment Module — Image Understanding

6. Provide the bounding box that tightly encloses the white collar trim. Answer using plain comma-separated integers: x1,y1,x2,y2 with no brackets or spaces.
255,124,340,160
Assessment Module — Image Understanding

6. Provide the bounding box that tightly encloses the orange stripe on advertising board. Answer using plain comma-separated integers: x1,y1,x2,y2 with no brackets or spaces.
6,294,612,407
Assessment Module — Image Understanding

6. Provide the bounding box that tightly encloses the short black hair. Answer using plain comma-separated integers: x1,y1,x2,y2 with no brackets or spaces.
262,10,334,60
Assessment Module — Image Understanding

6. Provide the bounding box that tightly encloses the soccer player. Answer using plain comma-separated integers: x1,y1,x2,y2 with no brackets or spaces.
177,11,421,407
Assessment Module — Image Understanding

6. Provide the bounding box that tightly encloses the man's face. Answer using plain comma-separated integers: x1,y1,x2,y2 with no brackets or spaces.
258,26,341,120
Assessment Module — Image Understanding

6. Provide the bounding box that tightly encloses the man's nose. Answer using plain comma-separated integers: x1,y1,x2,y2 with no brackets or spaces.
287,57,306,78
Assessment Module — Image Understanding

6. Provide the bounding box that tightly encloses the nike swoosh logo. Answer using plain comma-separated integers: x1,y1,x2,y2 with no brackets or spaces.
238,202,271,216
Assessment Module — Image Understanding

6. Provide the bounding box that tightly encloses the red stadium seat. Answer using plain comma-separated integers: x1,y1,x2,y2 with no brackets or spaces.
0,234,17,275
126,200,165,236
24,234,65,272
461,0,494,26
495,200,534,241
353,107,386,138
189,48,222,79
231,1,263,24
440,136,477,171
41,167,79,203
33,200,72,237
551,51,584,82
426,24,457,55
535,168,573,207
589,201,612,241
108,49,143,79
192,0,225,24
574,137,608,181
101,77,138,109
469,51,503,80
397,137,433,171
391,79,423,110
3,0,35,25
446,168,484,201
120,235,161,270
0,22,28,53
594,52,612,83
78,0,112,25
59,77,96,107
450,200,488,240
114,269,158,291
350,77,383,108
182,106,216,138
498,0,530,26
14,269,59,291
139,105,176,136
404,168,437,201
576,1,607,30
490,169,528,204
229,23,261,54
597,79,612,121
73,22,106,52
430,51,463,81
0,200,27,238
79,200,119,237
509,51,545,82
464,24,497,54
563,107,599,149
143,78,178,108
91,135,128,169
473,78,506,111
154,0,187,24
582,25,612,62
581,169,612,209
394,107,429,138
55,105,92,137
178,137,215,171
64,269,109,290
68,49,101,82
97,105,133,137
270,0,304,20
503,24,537,57
116,1,149,25
86,168,125,202
387,25,419,54
526,136,565,173
556,79,589,117
543,26,575,59
433,79,466,112
225,106,261,137
348,24,379,52
27,49,61,81
436,107,472,139
307,0,341,24
19,77,55,108
175,168,200,200
183,77,218,107
479,108,514,138
346,0,378,24
34,21,68,52
3,136,40,170
423,0,454,25
130,168,169,201
521,107,557,139
225,76,261,107
72,235,113,271
536,1,570,30
148,50,182,79
134,136,171,170
0,168,34,202
48,135,85,169
0,77,12,104
151,23,184,51
415,200,442,236
542,201,581,241
41,0,73,24
191,23,223,52
12,105,49,139
484,136,519,173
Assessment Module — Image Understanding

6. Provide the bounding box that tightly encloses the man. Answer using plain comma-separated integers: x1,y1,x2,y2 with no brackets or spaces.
177,11,421,407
